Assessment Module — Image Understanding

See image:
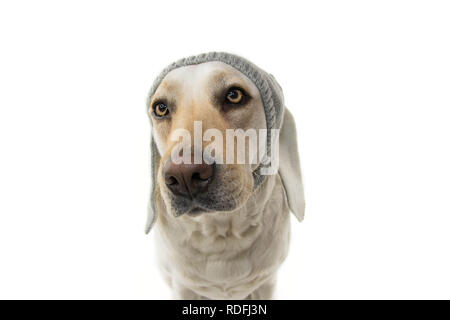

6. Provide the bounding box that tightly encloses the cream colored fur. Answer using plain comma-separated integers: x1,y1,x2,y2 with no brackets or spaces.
154,173,290,299
149,62,298,299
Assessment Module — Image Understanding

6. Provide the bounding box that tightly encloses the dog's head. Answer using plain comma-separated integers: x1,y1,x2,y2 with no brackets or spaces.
145,52,305,233
149,61,265,216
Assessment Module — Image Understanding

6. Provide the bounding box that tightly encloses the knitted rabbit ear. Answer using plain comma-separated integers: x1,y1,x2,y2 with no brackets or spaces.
278,108,305,222
145,136,160,234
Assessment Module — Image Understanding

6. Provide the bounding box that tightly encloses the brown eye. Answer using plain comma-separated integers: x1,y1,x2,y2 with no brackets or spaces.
153,102,169,117
226,88,244,104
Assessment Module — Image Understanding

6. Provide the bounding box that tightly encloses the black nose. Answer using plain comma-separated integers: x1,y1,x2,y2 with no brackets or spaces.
163,160,214,197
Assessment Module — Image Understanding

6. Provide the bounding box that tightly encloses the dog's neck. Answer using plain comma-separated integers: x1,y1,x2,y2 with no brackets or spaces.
155,174,286,256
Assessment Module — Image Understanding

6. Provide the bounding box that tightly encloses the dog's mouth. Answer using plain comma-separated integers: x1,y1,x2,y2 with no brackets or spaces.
160,163,254,218
186,206,209,217
168,190,243,218
170,193,245,218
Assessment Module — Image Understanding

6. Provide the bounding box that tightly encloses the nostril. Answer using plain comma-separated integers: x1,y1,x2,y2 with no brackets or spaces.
192,172,208,181
190,163,214,190
165,176,178,186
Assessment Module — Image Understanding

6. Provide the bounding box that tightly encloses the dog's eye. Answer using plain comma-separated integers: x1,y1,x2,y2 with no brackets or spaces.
225,88,244,104
153,102,169,118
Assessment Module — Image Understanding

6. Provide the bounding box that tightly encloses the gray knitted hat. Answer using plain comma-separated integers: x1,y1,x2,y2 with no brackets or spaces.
145,52,305,233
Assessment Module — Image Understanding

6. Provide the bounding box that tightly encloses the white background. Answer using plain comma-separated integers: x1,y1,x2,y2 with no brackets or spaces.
0,0,449,299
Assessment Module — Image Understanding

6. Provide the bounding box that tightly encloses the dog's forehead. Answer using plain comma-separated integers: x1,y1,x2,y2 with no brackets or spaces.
157,61,259,97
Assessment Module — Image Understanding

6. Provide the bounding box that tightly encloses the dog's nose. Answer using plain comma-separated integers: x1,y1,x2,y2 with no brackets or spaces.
163,160,214,197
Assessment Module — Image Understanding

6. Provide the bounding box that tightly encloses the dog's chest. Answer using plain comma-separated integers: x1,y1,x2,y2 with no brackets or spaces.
156,175,290,299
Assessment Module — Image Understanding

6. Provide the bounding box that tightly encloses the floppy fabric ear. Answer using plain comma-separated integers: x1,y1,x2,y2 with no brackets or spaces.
145,135,161,234
278,108,305,222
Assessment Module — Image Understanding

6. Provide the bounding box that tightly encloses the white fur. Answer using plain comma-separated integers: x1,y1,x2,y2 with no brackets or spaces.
155,174,290,299
151,61,300,299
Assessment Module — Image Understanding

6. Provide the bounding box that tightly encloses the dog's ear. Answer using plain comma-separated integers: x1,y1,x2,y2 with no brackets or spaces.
145,136,160,234
278,108,305,222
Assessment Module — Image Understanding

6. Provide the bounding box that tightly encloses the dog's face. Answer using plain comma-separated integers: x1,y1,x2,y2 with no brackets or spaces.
148,61,266,217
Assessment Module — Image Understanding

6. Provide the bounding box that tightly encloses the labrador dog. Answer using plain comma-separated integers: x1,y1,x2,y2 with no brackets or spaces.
145,52,304,299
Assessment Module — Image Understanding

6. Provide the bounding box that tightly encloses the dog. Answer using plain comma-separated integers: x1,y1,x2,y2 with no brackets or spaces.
145,52,305,299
